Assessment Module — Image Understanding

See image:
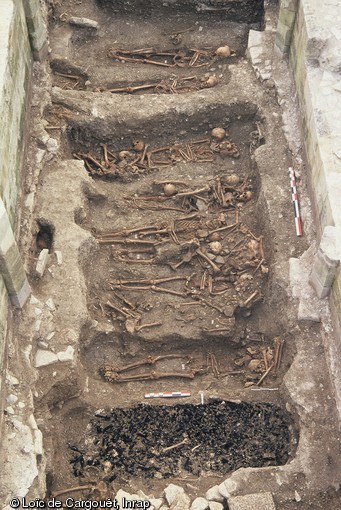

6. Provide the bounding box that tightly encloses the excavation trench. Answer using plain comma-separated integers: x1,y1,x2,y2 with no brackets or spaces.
45,99,296,494
36,0,301,499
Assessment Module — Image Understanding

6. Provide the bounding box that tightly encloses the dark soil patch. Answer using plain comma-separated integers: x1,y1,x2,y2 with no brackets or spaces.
70,400,292,481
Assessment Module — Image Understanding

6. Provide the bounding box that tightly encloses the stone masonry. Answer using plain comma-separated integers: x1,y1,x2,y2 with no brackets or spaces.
0,198,31,308
282,0,341,309
0,0,47,439
23,0,48,61
275,0,341,416
275,0,298,54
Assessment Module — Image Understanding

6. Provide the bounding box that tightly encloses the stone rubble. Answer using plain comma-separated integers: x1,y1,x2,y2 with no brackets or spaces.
165,485,185,506
5,372,19,386
208,502,223,510
205,486,224,503
108,485,278,510
35,349,58,368
190,497,209,510
35,248,49,278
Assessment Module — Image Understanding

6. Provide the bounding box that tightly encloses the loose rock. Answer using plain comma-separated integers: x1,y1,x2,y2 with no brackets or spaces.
165,485,185,506
45,298,56,311
150,499,164,510
7,394,18,405
35,249,49,278
35,349,58,368
6,372,19,386
57,345,75,362
205,486,224,503
208,502,223,510
190,497,209,510
171,493,190,510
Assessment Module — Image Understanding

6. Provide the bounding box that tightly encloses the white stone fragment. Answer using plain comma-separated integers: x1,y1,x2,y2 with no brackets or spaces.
25,192,35,209
35,349,58,368
6,406,15,415
57,345,75,362
249,46,262,61
205,486,224,503
46,137,59,153
35,249,49,278
30,295,41,306
27,414,38,430
36,148,46,164
37,341,49,349
33,429,43,456
260,72,272,81
208,503,223,510
218,479,238,499
191,497,209,510
18,401,26,409
248,29,263,47
5,419,39,497
45,298,56,311
35,320,42,332
34,307,42,316
294,490,302,502
115,490,134,509
55,250,63,265
171,494,190,510
22,345,32,362
7,394,18,405
165,485,185,506
69,17,98,29
149,499,164,510
6,372,19,386
44,310,54,323
46,332,55,341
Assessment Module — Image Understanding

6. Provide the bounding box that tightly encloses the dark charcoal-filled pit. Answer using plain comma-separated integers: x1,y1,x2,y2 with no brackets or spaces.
70,400,292,481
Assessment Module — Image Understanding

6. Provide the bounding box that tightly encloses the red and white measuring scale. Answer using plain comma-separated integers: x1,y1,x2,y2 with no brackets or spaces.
144,391,191,399
289,167,302,236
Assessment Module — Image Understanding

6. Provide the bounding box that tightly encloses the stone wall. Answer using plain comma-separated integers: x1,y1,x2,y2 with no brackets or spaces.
0,0,32,226
0,0,46,426
285,0,341,318
276,0,341,416
0,0,29,416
